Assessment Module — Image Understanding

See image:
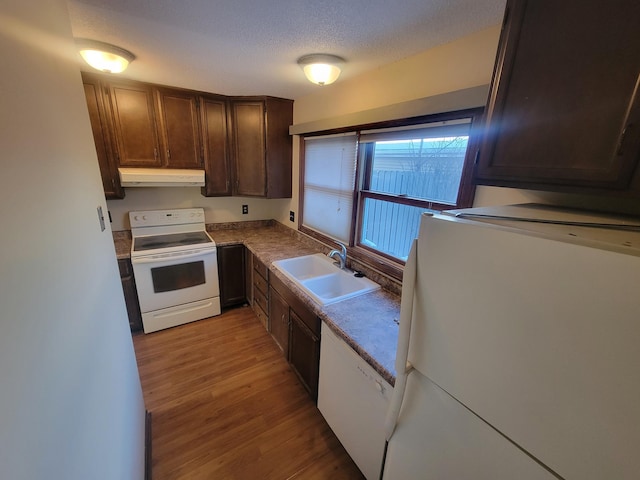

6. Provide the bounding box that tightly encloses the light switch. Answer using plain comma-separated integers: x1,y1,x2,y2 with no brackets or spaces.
97,206,106,232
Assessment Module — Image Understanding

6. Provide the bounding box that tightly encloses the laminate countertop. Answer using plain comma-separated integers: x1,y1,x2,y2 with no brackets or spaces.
112,222,400,385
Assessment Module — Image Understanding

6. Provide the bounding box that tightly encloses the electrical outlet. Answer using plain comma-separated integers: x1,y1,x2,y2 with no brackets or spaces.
242,204,248,215
289,211,295,222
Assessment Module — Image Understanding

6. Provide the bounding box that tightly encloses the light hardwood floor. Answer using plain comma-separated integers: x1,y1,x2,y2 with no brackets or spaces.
133,306,365,479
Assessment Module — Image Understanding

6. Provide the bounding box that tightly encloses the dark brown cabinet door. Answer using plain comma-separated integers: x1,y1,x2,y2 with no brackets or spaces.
217,244,246,308
476,0,640,190
268,287,289,356
201,95,231,195
268,272,321,402
155,88,202,169
231,101,267,196
108,80,162,167
229,97,293,198
82,76,124,199
289,310,320,400
118,259,142,332
263,97,293,198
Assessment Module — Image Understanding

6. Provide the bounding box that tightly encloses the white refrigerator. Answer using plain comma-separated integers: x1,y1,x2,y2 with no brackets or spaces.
382,204,640,479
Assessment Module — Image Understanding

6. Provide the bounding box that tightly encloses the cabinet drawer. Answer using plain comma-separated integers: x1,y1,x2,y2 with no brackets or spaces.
253,285,269,316
253,269,268,296
253,255,268,281
254,303,268,330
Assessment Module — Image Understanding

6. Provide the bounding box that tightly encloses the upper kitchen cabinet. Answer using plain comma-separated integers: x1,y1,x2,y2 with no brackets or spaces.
155,87,203,169
80,74,293,198
200,94,232,196
475,0,640,192
105,78,203,169
229,97,293,198
107,79,162,168
81,73,124,199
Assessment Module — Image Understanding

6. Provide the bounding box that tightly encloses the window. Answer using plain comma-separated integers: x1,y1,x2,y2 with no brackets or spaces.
301,109,481,278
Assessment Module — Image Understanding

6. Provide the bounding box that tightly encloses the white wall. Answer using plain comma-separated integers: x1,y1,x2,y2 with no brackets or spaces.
293,26,502,125
107,188,290,231
0,1,146,479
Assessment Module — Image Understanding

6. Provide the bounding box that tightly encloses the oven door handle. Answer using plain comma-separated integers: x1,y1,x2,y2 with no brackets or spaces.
131,248,216,264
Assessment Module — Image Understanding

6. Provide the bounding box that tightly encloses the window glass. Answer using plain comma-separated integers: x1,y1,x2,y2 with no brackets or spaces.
369,136,469,204
151,261,206,293
359,198,433,260
362,120,471,204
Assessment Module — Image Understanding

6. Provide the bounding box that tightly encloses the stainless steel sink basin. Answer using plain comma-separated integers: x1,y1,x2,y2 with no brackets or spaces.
272,253,380,306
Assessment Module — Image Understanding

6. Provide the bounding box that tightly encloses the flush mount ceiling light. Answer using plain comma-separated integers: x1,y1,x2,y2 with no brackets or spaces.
297,54,345,86
76,39,135,74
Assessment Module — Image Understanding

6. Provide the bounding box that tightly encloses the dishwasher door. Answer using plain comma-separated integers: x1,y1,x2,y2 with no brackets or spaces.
318,322,393,480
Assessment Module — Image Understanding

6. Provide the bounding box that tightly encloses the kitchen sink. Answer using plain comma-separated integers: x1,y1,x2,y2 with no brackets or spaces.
272,253,380,306
271,252,337,281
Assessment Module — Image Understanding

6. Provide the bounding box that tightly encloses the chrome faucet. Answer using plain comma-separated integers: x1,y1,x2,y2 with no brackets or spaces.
328,242,347,270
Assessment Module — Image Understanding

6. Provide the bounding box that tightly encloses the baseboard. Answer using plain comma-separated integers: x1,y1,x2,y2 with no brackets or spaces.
145,410,152,480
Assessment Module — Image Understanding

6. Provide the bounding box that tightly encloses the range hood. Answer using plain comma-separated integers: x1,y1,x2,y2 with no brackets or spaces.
118,168,205,187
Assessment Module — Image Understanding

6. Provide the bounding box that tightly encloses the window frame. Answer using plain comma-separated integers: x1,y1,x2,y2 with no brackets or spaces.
299,107,484,281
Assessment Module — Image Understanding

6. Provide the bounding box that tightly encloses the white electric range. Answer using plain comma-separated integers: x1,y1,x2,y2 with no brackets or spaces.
129,208,220,333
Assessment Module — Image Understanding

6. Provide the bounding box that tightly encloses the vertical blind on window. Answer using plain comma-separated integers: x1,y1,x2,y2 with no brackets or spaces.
302,133,357,243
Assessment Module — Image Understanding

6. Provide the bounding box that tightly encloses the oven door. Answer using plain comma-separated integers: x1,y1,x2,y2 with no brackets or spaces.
131,248,220,313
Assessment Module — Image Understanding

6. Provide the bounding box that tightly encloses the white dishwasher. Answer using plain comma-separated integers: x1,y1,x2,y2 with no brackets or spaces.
318,322,393,480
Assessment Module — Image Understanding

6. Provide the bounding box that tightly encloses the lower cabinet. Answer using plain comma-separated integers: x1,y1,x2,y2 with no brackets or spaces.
289,309,321,400
217,244,247,308
269,272,321,401
118,258,143,332
269,288,289,354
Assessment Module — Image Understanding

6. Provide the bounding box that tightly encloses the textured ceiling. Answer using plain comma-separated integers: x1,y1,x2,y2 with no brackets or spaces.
67,0,506,99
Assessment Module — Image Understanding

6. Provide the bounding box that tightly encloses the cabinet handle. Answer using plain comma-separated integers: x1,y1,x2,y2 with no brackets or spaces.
167,149,171,159
616,124,632,156
617,72,639,155
153,148,158,160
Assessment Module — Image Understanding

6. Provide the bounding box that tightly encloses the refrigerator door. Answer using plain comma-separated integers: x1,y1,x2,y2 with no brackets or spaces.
384,239,417,443
392,213,640,479
382,370,556,480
